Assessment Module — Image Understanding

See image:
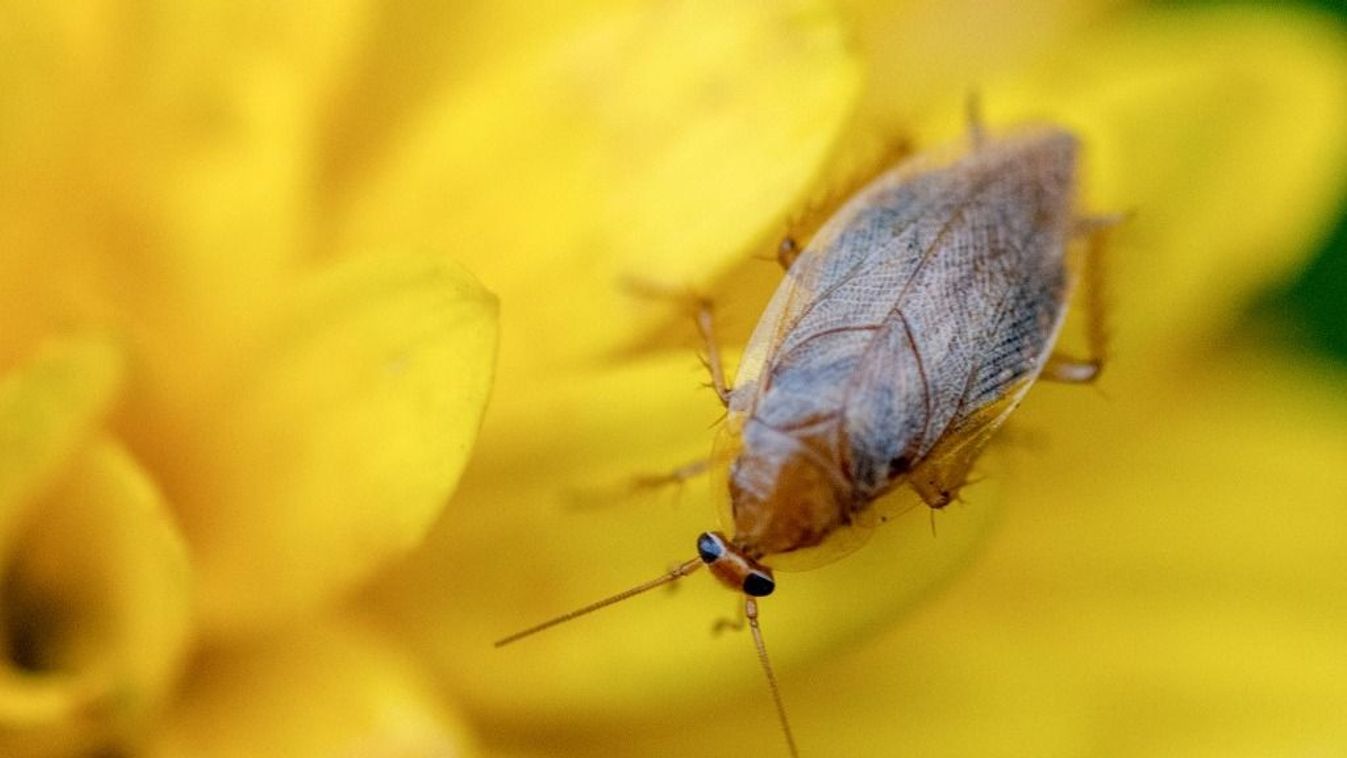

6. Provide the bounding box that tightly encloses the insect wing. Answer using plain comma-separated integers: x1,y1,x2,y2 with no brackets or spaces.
735,129,1079,500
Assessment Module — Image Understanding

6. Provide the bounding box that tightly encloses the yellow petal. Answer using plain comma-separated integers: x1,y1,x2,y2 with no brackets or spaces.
0,335,123,551
0,438,192,757
340,0,861,379
910,5,1347,360
182,254,497,634
131,0,377,292
315,2,616,200
370,351,998,728
835,0,1129,128
147,620,474,758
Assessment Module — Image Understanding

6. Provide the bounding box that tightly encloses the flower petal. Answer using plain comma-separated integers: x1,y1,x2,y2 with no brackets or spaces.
370,351,998,728
339,0,861,379
147,621,474,758
181,255,497,634
0,438,192,757
836,0,1129,128
0,335,123,549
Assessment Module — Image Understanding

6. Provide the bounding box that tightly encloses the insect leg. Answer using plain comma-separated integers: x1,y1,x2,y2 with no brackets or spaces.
910,470,956,509
776,131,912,270
1043,215,1121,384
622,279,733,406
907,394,1017,510
692,296,733,406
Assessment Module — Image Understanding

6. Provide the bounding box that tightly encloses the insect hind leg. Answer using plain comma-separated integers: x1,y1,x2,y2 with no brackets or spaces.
1043,214,1122,384
776,131,912,270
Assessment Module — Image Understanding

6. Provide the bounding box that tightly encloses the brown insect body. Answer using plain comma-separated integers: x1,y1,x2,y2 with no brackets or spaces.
499,124,1103,758
726,127,1079,559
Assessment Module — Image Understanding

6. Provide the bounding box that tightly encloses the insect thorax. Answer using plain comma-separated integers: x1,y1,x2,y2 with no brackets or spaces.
727,417,857,557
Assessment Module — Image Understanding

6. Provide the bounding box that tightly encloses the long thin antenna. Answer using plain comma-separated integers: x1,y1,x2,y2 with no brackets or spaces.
495,559,703,647
745,597,799,758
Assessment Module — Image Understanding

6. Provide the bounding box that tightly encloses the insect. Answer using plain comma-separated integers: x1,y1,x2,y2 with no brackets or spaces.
497,111,1115,757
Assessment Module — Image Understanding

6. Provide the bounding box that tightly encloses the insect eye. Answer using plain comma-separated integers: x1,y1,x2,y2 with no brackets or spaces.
696,532,724,563
889,454,911,475
742,571,775,597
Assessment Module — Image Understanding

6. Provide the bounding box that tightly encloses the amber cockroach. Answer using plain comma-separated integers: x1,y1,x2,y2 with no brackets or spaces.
497,112,1116,757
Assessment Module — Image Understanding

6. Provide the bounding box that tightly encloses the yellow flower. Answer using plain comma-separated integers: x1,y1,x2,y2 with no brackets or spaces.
360,1,1347,756
0,2,497,755
3,1,1345,757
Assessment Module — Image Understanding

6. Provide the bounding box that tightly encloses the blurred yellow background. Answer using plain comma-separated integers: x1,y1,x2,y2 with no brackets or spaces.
1,1,1345,756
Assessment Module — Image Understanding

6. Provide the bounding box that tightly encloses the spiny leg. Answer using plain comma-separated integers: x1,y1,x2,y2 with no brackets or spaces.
1043,215,1122,384
777,131,912,270
907,394,1015,510
693,296,732,406
623,279,732,406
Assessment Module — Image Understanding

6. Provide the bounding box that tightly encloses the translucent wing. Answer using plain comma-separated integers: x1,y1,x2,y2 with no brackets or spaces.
731,128,1079,504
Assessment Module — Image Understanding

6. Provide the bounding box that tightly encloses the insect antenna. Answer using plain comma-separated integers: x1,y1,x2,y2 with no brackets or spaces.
745,597,800,758
494,558,703,647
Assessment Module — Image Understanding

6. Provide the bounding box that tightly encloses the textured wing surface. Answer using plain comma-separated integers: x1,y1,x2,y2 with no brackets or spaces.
731,129,1078,497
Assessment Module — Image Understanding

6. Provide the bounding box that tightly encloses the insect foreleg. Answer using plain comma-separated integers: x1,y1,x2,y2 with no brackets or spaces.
692,296,733,406
622,279,733,406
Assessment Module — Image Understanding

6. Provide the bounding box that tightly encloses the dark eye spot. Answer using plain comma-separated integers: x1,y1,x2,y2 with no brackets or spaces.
696,532,723,563
889,454,911,475
742,571,775,597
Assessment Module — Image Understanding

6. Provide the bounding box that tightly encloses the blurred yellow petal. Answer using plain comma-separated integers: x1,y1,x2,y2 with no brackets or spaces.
316,2,619,202
340,0,861,379
836,0,1130,128
148,621,473,758
131,1,379,290
371,351,998,728
0,438,192,758
912,6,1347,362
180,255,497,634
0,336,123,551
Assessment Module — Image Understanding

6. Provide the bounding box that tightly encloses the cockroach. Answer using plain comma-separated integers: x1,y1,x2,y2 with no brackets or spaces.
497,111,1115,757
